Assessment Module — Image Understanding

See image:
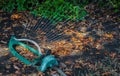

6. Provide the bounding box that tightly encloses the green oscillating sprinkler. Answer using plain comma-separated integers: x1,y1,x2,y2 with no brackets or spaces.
8,36,58,72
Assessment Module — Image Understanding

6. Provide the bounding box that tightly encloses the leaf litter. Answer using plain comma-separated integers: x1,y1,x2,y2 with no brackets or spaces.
0,4,120,76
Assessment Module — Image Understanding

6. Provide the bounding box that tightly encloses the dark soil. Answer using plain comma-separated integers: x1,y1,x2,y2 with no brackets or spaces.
0,4,120,76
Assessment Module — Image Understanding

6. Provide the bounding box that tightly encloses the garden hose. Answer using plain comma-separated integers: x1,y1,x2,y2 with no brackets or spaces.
53,67,67,76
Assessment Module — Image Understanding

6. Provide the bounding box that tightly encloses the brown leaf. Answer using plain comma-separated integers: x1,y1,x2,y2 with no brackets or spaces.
11,14,21,20
102,72,111,76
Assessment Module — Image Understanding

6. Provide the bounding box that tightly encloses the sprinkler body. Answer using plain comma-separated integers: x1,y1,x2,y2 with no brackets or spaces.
8,36,58,72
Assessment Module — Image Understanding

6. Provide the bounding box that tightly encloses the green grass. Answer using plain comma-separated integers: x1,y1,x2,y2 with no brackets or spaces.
0,0,119,21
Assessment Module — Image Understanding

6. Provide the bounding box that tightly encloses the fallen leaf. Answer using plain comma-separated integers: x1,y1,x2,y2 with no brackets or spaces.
102,72,111,76
11,14,21,20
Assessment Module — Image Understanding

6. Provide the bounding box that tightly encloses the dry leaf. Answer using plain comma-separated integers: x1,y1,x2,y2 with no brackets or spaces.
102,72,111,76
11,14,21,20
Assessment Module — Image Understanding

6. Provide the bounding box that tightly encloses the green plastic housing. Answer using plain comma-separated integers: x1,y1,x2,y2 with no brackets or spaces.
9,36,40,65
8,36,58,72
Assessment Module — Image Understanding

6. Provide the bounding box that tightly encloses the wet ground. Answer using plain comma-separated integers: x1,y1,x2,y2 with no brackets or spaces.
0,4,120,76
